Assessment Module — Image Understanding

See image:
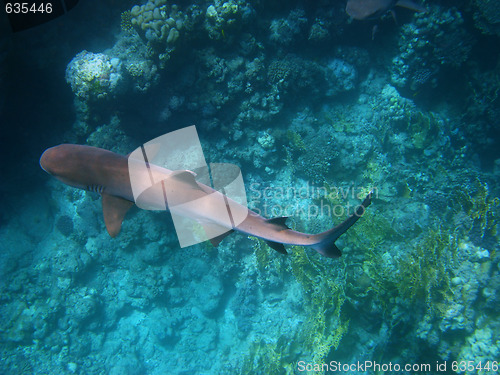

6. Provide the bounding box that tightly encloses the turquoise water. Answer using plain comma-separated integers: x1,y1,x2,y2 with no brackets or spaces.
1,1,499,374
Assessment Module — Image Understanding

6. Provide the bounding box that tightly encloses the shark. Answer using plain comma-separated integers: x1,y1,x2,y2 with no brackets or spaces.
346,0,427,21
40,144,372,258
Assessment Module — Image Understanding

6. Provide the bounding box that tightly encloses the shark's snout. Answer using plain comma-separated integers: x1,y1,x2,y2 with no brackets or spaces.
40,145,65,175
40,147,56,174
40,148,52,173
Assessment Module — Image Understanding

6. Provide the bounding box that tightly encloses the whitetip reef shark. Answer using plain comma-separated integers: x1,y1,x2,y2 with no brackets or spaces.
40,144,372,258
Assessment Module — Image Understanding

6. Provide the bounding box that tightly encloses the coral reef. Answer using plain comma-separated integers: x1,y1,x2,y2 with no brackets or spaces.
269,9,308,46
204,0,254,41
129,0,185,64
391,5,474,90
4,0,500,374
324,58,357,95
460,60,500,159
65,51,123,100
472,0,500,37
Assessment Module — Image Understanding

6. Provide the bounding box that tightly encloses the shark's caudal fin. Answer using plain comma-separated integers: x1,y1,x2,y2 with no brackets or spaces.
309,191,373,258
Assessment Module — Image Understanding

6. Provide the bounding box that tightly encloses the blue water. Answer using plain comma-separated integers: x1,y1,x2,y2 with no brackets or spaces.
1,1,499,374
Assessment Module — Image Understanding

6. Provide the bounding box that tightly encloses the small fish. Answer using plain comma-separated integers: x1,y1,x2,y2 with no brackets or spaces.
346,0,427,21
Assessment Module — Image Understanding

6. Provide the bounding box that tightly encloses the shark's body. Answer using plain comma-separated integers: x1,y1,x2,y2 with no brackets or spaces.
40,144,372,258
346,0,427,20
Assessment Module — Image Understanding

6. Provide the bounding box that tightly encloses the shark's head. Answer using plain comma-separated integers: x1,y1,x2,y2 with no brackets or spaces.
40,144,91,189
40,145,65,176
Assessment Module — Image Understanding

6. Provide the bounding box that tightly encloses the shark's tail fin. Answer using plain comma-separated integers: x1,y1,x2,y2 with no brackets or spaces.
309,191,373,258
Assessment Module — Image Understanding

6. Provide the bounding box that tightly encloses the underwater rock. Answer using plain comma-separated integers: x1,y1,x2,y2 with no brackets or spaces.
269,9,307,46
109,355,144,375
51,244,92,277
457,327,500,371
232,277,258,334
66,292,98,325
324,58,358,95
257,131,275,150
194,274,224,316
3,302,35,343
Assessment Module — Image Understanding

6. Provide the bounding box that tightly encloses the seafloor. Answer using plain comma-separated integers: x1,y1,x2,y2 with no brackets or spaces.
1,0,499,374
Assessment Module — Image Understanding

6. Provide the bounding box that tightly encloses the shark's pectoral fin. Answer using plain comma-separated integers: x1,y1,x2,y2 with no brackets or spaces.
209,229,234,247
198,222,234,247
101,193,134,237
265,240,288,255
263,217,290,254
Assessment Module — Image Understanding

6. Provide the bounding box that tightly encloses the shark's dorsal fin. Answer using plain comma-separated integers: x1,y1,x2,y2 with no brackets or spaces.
101,193,134,237
266,217,290,230
265,240,288,255
170,170,202,190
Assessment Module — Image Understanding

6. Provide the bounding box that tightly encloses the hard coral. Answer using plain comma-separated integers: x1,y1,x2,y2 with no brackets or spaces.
204,0,254,40
65,51,123,100
391,5,474,91
128,0,186,67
